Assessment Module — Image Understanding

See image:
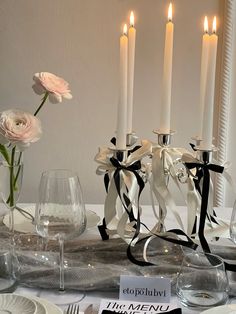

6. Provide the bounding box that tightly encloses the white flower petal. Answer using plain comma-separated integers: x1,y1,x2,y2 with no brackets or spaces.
32,83,46,95
63,92,73,100
48,93,62,104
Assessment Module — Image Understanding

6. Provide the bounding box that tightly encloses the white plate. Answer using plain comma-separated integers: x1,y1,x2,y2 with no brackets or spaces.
34,298,47,314
3,206,100,233
31,296,63,314
0,294,36,314
201,304,236,314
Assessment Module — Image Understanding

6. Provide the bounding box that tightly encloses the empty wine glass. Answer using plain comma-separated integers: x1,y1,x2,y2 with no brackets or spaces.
0,149,23,236
35,169,86,304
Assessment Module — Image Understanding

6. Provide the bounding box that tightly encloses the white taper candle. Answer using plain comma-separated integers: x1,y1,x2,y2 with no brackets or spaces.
160,3,174,134
127,11,136,134
201,17,218,150
198,16,210,139
116,24,128,150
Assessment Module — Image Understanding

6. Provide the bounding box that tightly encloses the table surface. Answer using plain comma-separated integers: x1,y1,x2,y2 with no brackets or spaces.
1,204,235,314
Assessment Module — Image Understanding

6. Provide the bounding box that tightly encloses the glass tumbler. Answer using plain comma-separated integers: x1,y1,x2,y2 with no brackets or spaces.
176,252,229,309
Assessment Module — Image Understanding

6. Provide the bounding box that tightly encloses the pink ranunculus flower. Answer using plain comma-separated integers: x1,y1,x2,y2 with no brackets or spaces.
0,109,42,151
32,72,72,104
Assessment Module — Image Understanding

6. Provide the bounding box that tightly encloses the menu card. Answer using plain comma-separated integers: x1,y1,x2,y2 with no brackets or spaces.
98,299,182,314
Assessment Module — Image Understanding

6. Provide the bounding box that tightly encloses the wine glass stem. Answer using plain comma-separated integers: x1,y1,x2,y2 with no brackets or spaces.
59,238,65,292
9,207,15,247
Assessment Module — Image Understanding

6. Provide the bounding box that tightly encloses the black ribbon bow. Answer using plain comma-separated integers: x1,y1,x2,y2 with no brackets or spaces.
185,160,236,271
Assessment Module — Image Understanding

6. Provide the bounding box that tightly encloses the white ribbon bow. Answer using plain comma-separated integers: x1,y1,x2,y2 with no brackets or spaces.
95,140,152,243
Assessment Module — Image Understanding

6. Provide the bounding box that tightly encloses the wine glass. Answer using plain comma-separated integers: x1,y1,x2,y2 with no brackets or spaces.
0,151,23,236
35,169,86,304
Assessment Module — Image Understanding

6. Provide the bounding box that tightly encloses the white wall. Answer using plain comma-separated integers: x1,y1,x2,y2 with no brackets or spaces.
0,0,223,205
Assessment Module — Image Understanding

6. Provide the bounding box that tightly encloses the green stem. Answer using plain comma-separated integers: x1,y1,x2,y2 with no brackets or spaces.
34,92,49,116
6,147,22,204
13,152,22,190
9,146,16,208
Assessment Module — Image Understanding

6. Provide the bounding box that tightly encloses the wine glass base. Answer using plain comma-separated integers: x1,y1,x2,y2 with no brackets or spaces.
178,290,228,309
38,288,85,305
0,278,17,293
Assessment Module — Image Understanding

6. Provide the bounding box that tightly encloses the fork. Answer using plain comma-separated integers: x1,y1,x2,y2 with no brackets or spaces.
66,304,80,314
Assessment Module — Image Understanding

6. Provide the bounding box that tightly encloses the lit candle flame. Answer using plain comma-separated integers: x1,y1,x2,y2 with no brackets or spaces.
123,24,128,35
212,16,217,33
204,16,209,33
130,11,134,27
168,3,172,21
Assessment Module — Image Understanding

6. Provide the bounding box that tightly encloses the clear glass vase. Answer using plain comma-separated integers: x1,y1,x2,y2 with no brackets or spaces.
0,148,23,236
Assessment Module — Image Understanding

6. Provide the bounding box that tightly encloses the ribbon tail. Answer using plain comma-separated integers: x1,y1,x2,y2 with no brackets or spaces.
198,168,211,253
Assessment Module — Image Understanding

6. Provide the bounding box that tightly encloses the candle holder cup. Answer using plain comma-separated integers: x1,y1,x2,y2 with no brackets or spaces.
126,132,138,147
191,136,202,148
153,129,176,147
195,145,217,164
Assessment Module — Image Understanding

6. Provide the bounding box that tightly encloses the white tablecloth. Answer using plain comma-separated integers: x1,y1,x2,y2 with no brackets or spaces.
1,204,235,314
